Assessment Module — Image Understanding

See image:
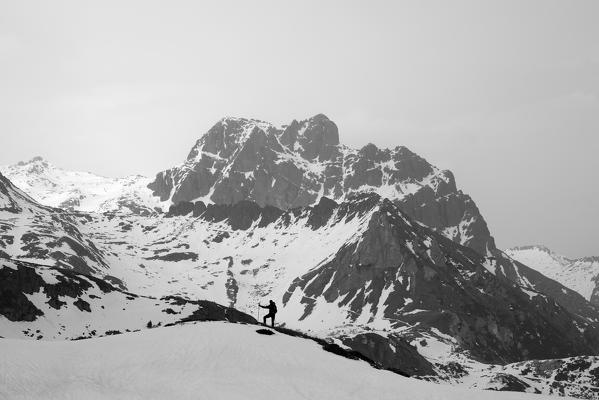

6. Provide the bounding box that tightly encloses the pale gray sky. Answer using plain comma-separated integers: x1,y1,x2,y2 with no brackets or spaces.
1,1,597,257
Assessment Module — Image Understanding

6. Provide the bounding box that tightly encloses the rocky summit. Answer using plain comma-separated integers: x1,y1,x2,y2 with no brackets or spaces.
149,114,494,255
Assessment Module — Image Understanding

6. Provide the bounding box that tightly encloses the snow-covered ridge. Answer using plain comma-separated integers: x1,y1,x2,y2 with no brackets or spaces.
0,258,256,340
0,322,562,400
506,245,599,304
0,157,159,214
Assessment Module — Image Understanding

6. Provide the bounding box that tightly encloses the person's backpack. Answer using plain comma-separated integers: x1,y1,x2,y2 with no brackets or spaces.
271,303,277,313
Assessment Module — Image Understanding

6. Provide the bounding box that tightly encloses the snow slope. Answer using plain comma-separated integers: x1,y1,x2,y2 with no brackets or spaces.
0,157,159,214
0,258,256,340
78,198,377,330
0,321,558,400
0,171,113,276
507,246,599,304
74,196,599,350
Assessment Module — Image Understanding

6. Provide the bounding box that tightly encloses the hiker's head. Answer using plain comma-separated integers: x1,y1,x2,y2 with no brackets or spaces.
269,300,274,304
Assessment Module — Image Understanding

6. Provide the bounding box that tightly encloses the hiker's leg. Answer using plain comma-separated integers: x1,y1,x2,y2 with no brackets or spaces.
263,315,267,325
271,316,275,328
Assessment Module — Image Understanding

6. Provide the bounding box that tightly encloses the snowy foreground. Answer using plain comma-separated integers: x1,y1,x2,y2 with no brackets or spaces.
0,322,557,400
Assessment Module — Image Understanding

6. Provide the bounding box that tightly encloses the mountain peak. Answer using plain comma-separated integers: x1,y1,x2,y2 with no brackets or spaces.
16,156,49,167
150,113,495,254
508,244,554,254
219,116,272,127
308,113,331,122
11,156,53,175
299,113,339,149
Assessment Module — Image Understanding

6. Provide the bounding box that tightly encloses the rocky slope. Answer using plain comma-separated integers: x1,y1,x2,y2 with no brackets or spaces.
507,246,599,306
149,115,494,255
480,356,599,398
0,171,115,279
424,354,599,398
0,257,255,340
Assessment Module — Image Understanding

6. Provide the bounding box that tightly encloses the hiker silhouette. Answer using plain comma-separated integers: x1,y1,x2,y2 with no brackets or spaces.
260,300,277,327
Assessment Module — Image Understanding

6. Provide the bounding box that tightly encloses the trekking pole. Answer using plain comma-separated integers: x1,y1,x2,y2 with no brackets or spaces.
257,303,260,324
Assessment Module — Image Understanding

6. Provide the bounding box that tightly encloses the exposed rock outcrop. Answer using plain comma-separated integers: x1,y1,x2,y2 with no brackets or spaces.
148,115,495,254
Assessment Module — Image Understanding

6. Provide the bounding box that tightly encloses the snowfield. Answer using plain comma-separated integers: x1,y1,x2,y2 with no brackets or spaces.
0,322,558,400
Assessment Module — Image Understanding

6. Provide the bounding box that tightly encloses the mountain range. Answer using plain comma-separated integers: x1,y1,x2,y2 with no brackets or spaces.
1,114,598,398
507,245,599,306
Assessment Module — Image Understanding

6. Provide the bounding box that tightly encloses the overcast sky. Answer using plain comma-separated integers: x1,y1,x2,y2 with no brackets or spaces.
1,1,597,257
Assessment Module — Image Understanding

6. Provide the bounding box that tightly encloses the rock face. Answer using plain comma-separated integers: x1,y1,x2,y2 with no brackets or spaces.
148,115,494,255
341,332,435,376
282,197,599,364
